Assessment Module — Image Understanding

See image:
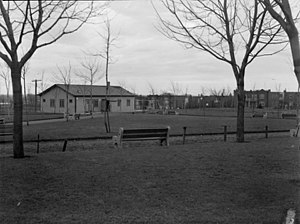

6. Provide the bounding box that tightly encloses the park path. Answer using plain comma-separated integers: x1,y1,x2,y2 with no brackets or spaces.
22,112,104,125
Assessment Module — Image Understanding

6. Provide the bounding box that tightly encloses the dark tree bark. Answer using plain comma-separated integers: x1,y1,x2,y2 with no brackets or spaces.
0,1,101,158
260,0,300,84
11,63,24,158
93,19,118,133
155,0,286,142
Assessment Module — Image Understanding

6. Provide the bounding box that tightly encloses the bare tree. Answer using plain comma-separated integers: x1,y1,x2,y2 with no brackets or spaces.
76,57,103,117
93,19,119,133
259,0,300,84
147,82,156,95
259,0,300,123
21,63,30,126
147,82,158,109
209,87,232,108
155,0,286,142
169,81,182,109
0,63,11,117
39,71,49,94
54,63,72,122
0,1,102,158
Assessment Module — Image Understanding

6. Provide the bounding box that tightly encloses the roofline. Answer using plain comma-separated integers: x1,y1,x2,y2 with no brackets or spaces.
39,84,75,97
73,95,135,98
39,84,135,97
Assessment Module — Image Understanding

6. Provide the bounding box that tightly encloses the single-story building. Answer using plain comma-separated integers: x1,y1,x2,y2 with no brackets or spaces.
39,84,135,114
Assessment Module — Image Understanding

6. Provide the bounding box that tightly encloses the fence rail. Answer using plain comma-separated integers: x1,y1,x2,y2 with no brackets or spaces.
0,127,290,144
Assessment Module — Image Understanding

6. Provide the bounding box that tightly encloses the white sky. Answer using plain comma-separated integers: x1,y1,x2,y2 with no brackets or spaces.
0,0,299,95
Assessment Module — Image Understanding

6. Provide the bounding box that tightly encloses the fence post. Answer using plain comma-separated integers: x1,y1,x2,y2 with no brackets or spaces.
223,125,227,142
265,125,268,139
37,134,40,154
183,126,187,144
62,139,68,152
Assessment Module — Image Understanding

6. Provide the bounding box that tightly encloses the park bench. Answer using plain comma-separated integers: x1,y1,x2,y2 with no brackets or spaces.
251,111,266,118
0,124,13,142
282,113,297,119
112,126,170,149
167,110,179,115
64,113,80,120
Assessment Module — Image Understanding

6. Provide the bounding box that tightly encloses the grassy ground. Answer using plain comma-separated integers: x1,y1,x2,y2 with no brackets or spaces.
1,112,64,123
14,113,296,142
0,136,299,223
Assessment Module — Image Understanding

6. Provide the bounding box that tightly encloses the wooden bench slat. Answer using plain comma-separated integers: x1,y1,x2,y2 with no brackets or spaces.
121,137,167,142
0,128,13,132
123,128,169,134
122,133,168,139
0,133,13,136
0,126,12,129
0,125,13,137
113,126,170,149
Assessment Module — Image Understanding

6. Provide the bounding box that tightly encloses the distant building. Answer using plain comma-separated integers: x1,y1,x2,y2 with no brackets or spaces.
281,90,299,110
39,84,135,114
234,89,299,109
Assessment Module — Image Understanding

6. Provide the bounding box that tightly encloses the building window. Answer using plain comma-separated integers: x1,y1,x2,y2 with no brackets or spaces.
127,99,130,107
259,94,265,100
50,99,55,108
117,99,121,107
43,99,46,103
93,99,99,108
59,99,65,108
69,99,73,103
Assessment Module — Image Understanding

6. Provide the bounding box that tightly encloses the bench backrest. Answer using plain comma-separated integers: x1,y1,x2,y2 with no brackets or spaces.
0,124,13,132
120,127,170,139
0,118,5,124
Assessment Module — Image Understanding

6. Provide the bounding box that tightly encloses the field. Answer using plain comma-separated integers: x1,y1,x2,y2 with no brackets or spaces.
1,111,299,223
0,112,64,123
17,112,296,142
1,136,299,223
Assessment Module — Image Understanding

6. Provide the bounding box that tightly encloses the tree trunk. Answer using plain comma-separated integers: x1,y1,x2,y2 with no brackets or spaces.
236,77,245,142
11,64,24,158
288,30,300,85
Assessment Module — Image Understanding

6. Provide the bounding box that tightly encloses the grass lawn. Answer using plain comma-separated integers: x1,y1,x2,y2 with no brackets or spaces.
0,136,299,223
1,112,64,123
19,113,296,142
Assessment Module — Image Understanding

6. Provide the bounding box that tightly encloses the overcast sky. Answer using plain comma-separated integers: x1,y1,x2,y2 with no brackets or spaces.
0,0,299,95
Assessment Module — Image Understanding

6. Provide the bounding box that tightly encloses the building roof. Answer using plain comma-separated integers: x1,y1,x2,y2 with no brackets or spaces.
39,84,134,97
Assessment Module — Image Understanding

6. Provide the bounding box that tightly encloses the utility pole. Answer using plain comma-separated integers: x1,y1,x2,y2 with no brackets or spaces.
32,79,41,112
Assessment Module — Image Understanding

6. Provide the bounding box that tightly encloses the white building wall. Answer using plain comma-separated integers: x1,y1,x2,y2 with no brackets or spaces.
41,88,75,114
41,86,135,114
109,97,135,112
75,97,102,114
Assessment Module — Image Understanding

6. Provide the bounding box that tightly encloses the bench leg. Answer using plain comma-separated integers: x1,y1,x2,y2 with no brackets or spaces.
112,136,122,149
160,139,164,146
160,139,169,147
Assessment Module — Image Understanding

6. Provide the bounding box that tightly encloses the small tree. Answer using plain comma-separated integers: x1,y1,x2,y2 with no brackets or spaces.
169,81,183,109
76,57,103,117
55,63,72,122
21,63,30,126
39,71,49,94
93,19,119,133
0,63,11,117
147,82,158,109
155,0,287,142
0,1,101,158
